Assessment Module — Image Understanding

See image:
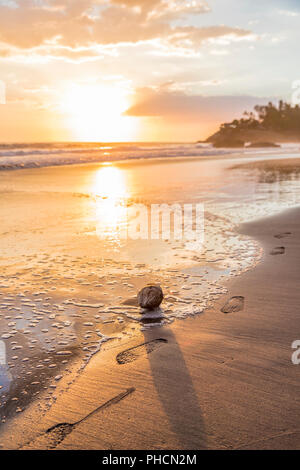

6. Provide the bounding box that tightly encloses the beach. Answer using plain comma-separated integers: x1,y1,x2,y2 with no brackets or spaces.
0,148,300,449
1,0,300,454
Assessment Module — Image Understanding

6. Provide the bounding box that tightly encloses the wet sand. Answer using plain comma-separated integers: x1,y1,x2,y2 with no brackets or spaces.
232,157,300,171
0,154,267,425
1,153,300,449
0,205,299,450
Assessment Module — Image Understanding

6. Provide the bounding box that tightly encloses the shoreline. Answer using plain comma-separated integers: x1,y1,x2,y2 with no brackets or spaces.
0,144,299,173
1,205,300,449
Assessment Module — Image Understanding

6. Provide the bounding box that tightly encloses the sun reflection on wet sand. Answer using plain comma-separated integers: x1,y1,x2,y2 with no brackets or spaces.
92,165,129,240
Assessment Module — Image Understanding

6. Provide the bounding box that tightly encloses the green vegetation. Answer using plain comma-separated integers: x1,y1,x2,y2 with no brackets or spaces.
207,101,300,147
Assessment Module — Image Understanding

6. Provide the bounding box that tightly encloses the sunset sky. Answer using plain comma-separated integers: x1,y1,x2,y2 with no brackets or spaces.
0,0,299,142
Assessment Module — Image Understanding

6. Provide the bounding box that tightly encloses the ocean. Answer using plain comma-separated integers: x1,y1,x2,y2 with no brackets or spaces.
0,141,298,170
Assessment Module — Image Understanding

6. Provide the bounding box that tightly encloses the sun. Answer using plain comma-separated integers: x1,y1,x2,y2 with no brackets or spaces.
60,84,137,142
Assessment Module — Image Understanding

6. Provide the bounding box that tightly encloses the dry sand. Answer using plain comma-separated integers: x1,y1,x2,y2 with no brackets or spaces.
1,205,299,450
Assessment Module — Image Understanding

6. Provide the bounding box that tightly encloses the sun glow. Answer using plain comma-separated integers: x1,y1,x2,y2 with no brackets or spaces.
61,84,137,142
92,166,129,239
93,166,128,200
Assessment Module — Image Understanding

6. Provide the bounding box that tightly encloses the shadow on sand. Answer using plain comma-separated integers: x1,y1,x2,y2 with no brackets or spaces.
142,319,207,449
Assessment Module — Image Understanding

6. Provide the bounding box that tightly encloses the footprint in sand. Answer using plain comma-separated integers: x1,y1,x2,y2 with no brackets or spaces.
270,246,285,255
116,339,168,365
21,388,135,450
221,296,245,314
274,232,291,239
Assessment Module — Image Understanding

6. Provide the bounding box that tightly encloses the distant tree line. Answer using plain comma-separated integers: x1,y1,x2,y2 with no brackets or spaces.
219,101,300,134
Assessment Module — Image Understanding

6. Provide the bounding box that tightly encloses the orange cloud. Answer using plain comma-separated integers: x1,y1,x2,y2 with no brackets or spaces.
0,0,254,56
126,86,271,122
